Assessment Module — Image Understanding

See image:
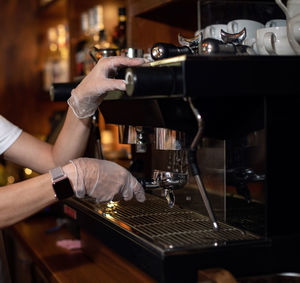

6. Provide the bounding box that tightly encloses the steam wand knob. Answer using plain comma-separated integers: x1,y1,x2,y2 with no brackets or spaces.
151,42,193,60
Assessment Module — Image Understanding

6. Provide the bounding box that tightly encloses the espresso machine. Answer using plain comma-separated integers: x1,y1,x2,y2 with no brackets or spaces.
57,50,300,282
54,1,300,282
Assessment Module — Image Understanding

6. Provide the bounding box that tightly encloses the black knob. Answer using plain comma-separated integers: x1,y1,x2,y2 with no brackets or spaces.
200,38,237,55
125,66,182,97
151,42,192,60
49,81,81,101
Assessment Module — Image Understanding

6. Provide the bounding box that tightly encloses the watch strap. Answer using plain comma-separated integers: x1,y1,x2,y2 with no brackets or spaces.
50,167,66,182
49,167,74,200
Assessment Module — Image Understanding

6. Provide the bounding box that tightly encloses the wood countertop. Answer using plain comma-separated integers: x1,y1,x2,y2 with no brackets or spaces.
9,214,156,283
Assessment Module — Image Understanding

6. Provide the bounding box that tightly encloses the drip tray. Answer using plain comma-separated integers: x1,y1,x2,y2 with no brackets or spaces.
70,194,259,252
66,194,269,282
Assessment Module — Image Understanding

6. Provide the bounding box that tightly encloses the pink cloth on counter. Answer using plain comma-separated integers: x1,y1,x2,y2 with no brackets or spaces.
56,239,82,250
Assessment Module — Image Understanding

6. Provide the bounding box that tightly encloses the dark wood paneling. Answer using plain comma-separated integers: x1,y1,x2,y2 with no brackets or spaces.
0,0,195,136
128,16,194,51
127,0,195,51
0,0,67,136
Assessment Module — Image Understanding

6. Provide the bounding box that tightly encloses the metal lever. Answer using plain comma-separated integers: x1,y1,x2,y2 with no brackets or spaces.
177,32,202,48
200,38,255,55
92,109,103,159
220,28,247,44
151,42,192,60
187,97,219,231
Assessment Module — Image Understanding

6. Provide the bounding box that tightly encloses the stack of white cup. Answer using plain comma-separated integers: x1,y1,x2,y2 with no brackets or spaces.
195,19,265,54
274,0,300,55
194,0,300,56
255,19,295,55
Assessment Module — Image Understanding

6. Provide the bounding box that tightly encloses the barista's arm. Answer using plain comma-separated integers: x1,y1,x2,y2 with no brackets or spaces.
0,162,75,228
3,108,91,173
3,56,144,173
0,173,58,228
0,157,145,228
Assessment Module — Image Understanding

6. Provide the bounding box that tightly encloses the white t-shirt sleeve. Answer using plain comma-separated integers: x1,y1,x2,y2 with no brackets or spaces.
0,115,22,155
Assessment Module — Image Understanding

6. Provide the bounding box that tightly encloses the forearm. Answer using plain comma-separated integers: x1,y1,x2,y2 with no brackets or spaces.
0,163,75,228
51,107,91,166
3,57,145,172
3,108,92,173
0,174,57,228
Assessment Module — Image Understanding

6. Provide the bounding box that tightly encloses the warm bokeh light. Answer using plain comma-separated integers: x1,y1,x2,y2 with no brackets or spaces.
24,168,33,175
106,201,118,208
49,43,58,52
7,176,15,184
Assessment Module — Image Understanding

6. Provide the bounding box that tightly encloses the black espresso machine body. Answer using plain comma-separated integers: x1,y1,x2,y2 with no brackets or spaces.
64,55,300,282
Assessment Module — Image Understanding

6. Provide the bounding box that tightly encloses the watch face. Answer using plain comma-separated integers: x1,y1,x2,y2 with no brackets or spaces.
54,178,74,200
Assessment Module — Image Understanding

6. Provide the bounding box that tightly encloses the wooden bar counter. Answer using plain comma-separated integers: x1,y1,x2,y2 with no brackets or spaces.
6,214,156,283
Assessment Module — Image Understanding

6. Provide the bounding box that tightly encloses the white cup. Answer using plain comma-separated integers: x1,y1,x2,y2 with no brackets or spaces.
287,13,300,53
256,26,295,55
289,14,300,41
265,19,286,27
203,24,227,41
288,0,300,17
276,0,300,18
227,19,264,47
276,0,300,54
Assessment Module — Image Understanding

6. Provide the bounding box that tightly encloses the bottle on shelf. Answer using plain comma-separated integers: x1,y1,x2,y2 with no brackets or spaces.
82,6,102,74
56,24,70,81
83,5,118,74
43,25,70,92
112,7,127,50
80,12,89,37
75,39,87,78
95,29,111,49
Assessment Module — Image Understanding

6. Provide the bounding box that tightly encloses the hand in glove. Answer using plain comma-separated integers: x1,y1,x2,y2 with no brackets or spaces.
67,157,145,203
68,56,145,119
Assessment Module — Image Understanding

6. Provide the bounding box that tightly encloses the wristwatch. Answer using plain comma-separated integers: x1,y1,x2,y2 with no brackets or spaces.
49,167,74,200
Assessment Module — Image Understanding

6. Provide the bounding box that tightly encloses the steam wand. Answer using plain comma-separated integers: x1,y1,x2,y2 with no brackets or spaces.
85,108,103,159
93,109,103,159
187,97,219,231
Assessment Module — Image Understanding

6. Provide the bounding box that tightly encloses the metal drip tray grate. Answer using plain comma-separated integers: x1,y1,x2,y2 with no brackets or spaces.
80,194,260,251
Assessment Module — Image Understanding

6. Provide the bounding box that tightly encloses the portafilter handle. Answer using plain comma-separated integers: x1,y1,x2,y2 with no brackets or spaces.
143,170,188,208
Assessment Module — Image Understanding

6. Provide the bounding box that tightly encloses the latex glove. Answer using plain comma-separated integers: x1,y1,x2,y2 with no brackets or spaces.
69,157,145,203
68,56,145,119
